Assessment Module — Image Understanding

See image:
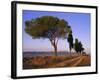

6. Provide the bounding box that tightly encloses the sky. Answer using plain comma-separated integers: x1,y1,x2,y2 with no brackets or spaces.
22,10,91,53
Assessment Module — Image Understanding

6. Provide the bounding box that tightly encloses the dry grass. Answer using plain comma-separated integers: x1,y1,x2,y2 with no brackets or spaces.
23,54,91,69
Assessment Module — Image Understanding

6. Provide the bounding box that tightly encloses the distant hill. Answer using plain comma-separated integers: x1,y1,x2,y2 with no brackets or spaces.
23,51,89,58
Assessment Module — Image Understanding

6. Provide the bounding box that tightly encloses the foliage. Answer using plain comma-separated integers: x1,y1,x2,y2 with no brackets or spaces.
25,16,71,39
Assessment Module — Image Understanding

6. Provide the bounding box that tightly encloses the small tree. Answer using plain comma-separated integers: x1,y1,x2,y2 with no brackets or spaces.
74,39,84,53
74,38,79,53
25,16,71,56
67,31,73,53
78,41,84,53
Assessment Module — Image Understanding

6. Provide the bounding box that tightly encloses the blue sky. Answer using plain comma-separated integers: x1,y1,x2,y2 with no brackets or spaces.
22,10,91,53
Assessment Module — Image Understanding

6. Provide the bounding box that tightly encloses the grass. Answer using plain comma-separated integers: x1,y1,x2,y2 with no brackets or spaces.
23,54,91,69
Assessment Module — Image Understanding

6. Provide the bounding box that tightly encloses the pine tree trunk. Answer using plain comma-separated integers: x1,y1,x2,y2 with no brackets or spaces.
49,39,58,56
54,45,57,56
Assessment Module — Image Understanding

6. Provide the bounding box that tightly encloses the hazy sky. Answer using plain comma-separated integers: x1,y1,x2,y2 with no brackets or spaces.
22,10,91,53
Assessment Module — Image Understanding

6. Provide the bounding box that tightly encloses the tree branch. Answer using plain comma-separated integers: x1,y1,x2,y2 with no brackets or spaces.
49,38,54,46
55,38,59,45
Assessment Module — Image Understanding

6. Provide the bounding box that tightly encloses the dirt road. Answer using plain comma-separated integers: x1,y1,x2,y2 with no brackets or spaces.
52,55,87,67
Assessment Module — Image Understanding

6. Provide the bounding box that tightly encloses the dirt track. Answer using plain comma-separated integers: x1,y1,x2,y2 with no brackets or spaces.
48,55,89,67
